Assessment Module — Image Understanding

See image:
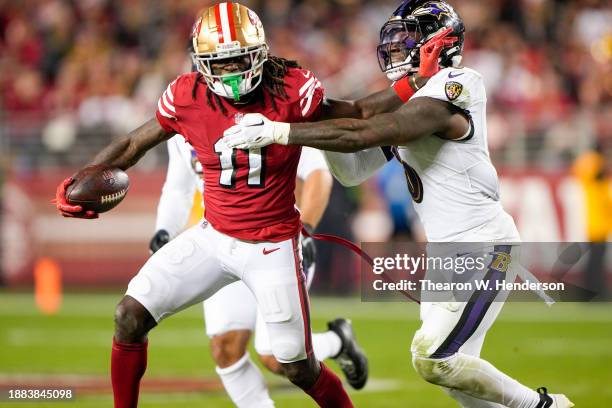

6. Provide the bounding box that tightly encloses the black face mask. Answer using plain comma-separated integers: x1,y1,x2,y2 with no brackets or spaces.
377,20,423,72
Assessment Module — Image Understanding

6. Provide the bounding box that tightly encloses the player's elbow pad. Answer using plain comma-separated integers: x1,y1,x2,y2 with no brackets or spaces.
323,149,387,186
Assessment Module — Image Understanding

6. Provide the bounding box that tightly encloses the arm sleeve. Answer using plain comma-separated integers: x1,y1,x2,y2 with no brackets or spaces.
154,135,199,238
297,147,328,181
323,147,393,187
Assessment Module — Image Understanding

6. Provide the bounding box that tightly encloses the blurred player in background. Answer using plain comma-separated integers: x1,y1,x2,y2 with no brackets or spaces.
222,1,574,407
149,135,369,405
572,143,612,299
52,2,434,407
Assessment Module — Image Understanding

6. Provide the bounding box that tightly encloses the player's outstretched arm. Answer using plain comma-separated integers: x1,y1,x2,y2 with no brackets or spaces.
223,97,469,152
287,97,469,152
53,118,173,219
320,78,427,121
90,118,173,170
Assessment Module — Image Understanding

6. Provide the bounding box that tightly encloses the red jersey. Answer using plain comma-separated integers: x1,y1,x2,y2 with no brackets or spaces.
155,67,324,242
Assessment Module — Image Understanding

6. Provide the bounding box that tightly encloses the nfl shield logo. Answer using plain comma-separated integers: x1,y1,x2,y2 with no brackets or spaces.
102,170,115,185
445,81,463,101
234,113,244,124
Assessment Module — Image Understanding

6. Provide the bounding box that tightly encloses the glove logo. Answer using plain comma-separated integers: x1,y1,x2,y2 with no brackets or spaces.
445,81,463,101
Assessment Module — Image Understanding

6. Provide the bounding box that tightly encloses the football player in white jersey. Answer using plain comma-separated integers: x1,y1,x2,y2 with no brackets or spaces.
149,136,369,406
221,1,574,407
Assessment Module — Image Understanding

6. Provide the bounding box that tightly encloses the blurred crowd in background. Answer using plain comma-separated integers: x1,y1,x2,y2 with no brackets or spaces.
1,0,610,172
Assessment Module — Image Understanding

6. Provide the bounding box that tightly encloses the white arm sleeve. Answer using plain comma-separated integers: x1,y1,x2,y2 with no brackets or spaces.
297,147,328,181
155,135,199,239
323,147,392,187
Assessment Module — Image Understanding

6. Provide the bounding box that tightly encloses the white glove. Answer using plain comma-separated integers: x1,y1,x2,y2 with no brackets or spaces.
223,113,291,149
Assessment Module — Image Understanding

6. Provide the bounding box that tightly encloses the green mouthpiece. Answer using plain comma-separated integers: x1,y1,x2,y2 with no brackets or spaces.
222,75,242,101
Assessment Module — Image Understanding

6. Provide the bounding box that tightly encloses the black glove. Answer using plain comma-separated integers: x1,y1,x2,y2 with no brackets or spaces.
301,224,317,274
149,229,170,254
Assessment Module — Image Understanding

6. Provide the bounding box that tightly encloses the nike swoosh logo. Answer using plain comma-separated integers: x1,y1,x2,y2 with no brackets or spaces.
448,71,464,78
263,248,280,255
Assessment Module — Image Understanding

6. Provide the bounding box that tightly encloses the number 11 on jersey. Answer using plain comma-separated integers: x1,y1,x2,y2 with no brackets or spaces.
214,139,265,188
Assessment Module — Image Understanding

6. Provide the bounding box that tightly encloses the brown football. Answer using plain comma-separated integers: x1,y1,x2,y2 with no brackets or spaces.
66,165,129,213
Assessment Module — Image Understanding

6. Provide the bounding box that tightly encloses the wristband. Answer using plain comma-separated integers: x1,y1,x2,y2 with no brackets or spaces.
393,76,415,103
272,121,291,145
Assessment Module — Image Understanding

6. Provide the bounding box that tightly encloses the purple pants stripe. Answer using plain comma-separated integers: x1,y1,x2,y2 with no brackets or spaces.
430,245,511,359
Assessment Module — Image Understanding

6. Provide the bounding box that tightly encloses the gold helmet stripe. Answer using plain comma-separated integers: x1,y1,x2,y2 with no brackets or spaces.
214,2,237,44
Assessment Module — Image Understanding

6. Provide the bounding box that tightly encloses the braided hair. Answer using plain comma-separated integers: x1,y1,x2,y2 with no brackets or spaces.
191,55,301,115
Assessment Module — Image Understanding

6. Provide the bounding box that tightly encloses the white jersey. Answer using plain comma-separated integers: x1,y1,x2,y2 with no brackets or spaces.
398,67,518,242
155,135,327,238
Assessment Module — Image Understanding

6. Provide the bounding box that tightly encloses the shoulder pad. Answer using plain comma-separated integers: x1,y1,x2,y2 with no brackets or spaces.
414,67,484,110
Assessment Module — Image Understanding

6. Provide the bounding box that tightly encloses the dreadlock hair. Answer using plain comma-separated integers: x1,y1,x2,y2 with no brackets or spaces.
191,55,301,115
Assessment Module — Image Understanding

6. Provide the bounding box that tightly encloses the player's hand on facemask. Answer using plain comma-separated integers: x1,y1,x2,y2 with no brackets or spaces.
51,177,99,219
149,229,170,254
418,27,458,78
223,113,290,150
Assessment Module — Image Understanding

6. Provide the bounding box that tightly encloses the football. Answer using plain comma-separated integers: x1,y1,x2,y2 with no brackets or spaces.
66,165,129,213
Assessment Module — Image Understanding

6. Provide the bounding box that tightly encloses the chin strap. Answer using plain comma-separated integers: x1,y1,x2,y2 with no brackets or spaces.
222,75,242,101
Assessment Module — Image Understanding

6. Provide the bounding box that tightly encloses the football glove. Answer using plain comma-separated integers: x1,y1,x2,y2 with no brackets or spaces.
149,229,170,254
51,177,99,219
418,27,458,78
223,113,290,150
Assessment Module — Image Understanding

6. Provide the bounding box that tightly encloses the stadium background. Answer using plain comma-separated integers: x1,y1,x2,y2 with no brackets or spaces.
0,0,611,407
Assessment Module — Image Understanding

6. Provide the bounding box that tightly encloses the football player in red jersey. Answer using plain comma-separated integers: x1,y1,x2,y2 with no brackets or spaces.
53,2,447,407
150,133,370,404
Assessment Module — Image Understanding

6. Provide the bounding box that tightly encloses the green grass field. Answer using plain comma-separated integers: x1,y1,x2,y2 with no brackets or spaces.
1,292,611,407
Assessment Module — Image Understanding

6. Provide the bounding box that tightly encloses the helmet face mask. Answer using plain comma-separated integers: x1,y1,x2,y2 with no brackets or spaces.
377,18,422,81
377,1,465,82
192,43,268,101
191,3,268,102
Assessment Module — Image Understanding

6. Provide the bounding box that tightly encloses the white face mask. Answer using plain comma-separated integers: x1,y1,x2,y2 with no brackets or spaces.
208,71,258,101
192,44,268,101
